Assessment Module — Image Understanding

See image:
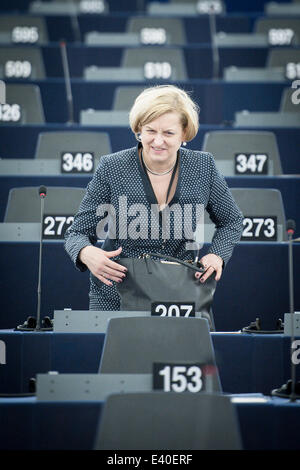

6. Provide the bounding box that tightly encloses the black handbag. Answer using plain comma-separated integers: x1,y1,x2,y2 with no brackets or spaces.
116,253,217,331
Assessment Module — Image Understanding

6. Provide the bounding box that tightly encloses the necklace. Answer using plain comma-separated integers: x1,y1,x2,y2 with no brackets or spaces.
141,150,176,176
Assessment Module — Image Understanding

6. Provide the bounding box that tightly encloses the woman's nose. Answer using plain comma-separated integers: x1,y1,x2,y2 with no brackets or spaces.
153,133,164,145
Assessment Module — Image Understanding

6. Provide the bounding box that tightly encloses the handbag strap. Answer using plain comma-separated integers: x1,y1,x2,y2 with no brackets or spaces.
145,252,205,273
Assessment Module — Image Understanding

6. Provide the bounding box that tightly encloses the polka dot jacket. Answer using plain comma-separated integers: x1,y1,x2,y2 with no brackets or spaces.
64,145,244,310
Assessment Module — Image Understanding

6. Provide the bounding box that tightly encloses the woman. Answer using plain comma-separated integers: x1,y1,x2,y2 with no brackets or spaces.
65,85,243,310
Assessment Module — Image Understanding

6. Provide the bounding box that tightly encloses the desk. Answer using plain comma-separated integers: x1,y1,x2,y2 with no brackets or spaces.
0,395,299,450
0,79,287,124
1,330,299,395
0,242,299,331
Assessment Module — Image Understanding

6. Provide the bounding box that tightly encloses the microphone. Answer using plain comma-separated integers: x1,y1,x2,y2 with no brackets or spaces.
39,185,47,198
287,219,296,236
15,186,53,332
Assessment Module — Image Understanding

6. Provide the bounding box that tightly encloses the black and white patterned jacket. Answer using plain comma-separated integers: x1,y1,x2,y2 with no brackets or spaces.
65,144,243,310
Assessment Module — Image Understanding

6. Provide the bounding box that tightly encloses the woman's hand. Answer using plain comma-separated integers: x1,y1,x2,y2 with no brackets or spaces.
79,246,127,286
195,253,223,283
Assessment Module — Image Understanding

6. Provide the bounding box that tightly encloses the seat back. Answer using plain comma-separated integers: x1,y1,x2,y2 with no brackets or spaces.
0,15,48,44
0,46,46,80
1,84,45,125
99,316,221,391
204,187,287,241
113,85,146,110
34,131,111,160
95,392,242,450
232,188,287,242
280,87,300,112
126,17,186,45
122,47,187,81
254,17,300,45
202,130,283,175
4,186,85,222
266,48,300,70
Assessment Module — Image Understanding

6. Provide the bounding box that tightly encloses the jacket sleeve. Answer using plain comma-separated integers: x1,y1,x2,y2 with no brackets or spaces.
205,153,244,266
64,156,111,271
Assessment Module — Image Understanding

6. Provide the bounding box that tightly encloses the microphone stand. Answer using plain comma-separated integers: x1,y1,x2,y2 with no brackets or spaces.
208,12,220,80
35,190,45,331
15,187,53,332
288,225,296,402
271,220,299,400
60,40,74,125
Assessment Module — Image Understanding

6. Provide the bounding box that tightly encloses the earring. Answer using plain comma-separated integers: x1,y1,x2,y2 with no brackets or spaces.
182,141,187,146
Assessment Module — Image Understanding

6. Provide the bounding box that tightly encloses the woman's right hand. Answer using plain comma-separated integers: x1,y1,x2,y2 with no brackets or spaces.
79,246,127,286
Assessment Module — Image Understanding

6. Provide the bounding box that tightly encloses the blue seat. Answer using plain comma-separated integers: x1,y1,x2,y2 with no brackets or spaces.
0,83,45,125
202,130,283,175
0,15,48,45
95,392,242,450
0,46,46,80
126,16,187,45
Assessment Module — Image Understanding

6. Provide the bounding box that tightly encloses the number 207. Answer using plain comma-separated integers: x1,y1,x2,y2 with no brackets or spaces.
155,304,194,317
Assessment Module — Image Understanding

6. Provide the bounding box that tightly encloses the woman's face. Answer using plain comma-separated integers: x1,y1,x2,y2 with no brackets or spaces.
139,111,186,166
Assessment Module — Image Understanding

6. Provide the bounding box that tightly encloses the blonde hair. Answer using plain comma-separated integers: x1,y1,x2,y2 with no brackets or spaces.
129,85,199,141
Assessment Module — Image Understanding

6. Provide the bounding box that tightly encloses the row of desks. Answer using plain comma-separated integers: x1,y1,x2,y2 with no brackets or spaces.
1,125,300,176
1,329,299,395
1,241,299,331
1,79,290,124
0,326,300,450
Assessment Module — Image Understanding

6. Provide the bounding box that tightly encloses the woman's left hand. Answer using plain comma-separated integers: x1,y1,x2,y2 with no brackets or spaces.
195,254,223,283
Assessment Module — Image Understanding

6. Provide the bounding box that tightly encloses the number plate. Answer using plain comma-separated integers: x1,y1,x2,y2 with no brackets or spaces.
79,0,105,13
11,26,39,44
144,61,172,79
285,62,300,80
196,0,223,14
0,103,21,122
268,28,294,46
43,214,74,240
153,362,217,393
241,216,277,241
151,302,195,317
0,81,5,104
60,152,94,174
140,28,167,45
5,60,32,79
235,153,268,175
